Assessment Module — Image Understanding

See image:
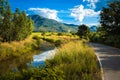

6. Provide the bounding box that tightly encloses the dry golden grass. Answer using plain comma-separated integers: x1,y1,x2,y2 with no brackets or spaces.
46,40,100,80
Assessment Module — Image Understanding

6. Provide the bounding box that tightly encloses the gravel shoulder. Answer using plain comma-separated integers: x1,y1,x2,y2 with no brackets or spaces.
89,43,120,80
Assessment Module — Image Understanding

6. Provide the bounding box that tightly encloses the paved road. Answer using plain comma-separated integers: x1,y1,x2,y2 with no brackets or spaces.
89,43,120,80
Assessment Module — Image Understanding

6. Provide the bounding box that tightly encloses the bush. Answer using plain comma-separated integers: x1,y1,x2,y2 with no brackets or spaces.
105,35,120,48
0,67,64,80
90,32,120,48
32,35,41,49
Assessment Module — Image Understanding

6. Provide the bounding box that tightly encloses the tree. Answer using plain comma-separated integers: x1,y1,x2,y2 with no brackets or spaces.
100,1,120,35
0,0,13,42
77,24,90,38
12,8,20,40
0,0,6,36
12,10,34,41
0,0,34,42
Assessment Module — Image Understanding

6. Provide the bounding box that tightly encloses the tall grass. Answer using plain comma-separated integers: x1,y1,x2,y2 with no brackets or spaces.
0,32,100,80
46,41,100,80
0,40,100,80
0,40,33,61
0,34,42,61
0,32,78,61
32,32,79,46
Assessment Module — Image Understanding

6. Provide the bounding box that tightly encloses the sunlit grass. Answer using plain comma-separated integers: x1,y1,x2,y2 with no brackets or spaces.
46,41,100,80
0,37,34,61
31,32,79,47
0,32,79,61
0,38,100,80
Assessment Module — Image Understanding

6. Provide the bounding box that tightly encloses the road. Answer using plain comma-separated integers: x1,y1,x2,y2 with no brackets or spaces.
89,43,120,80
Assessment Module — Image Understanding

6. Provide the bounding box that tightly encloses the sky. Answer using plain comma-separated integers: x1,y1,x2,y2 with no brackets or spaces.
9,0,110,26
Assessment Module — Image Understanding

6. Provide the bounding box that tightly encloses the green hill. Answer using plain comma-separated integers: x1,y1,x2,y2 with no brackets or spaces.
28,15,78,32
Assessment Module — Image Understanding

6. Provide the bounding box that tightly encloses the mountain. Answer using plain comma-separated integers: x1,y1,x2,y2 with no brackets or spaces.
90,25,97,32
28,15,78,32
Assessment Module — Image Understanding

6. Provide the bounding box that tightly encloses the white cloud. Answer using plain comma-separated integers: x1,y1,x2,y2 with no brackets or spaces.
70,5,85,22
28,8,62,22
84,9,100,17
70,5,100,23
83,0,99,9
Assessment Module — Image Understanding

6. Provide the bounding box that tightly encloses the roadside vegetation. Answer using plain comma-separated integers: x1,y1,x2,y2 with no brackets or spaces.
0,40,100,80
0,32,79,74
89,1,120,48
77,1,120,48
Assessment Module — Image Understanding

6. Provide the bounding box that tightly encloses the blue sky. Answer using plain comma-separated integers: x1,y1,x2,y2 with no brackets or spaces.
9,0,110,26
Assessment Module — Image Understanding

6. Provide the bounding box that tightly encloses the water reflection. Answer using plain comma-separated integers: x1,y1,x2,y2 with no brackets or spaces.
0,49,56,75
0,54,33,75
30,49,56,67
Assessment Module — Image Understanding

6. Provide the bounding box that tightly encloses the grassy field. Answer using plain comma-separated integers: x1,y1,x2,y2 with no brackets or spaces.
0,40,100,80
0,32,79,61
0,32,100,80
32,32,79,46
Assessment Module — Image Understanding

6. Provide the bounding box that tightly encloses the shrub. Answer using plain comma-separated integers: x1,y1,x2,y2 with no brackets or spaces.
32,35,42,49
0,67,64,80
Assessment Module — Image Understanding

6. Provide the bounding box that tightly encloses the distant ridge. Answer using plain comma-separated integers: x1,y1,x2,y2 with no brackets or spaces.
28,15,78,32
90,25,97,32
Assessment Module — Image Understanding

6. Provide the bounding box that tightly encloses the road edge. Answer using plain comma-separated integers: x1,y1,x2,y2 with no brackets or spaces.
95,52,104,80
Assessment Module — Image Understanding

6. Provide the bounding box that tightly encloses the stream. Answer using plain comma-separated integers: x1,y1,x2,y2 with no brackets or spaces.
0,49,56,75
29,49,56,67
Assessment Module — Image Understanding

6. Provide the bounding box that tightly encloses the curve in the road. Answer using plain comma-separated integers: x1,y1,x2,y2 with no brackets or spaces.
89,43,120,80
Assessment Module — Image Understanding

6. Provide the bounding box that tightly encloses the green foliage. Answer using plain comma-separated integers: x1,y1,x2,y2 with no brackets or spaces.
90,1,120,48
77,24,90,39
0,66,64,80
0,0,34,42
90,32,120,48
100,1,120,35
105,35,120,48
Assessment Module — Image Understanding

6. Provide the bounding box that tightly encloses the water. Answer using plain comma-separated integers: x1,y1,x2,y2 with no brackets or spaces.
30,49,56,67
0,49,56,75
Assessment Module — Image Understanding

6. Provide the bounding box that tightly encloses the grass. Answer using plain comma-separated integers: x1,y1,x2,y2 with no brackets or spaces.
0,40,100,80
46,40,100,80
0,32,100,80
0,39,34,61
0,32,60,61
32,32,79,46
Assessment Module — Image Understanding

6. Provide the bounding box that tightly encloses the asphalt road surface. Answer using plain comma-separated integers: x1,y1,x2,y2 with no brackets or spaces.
89,43,120,80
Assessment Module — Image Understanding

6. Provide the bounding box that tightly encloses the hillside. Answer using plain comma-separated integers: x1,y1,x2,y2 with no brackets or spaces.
28,15,78,32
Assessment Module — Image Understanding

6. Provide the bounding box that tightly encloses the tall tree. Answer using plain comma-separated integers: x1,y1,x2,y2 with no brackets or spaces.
12,8,21,40
16,11,33,41
0,0,5,37
77,24,90,38
0,0,34,42
100,1,120,35
0,0,12,42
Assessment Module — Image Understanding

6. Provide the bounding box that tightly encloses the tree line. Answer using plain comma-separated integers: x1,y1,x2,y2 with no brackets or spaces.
0,0,33,42
77,1,120,48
